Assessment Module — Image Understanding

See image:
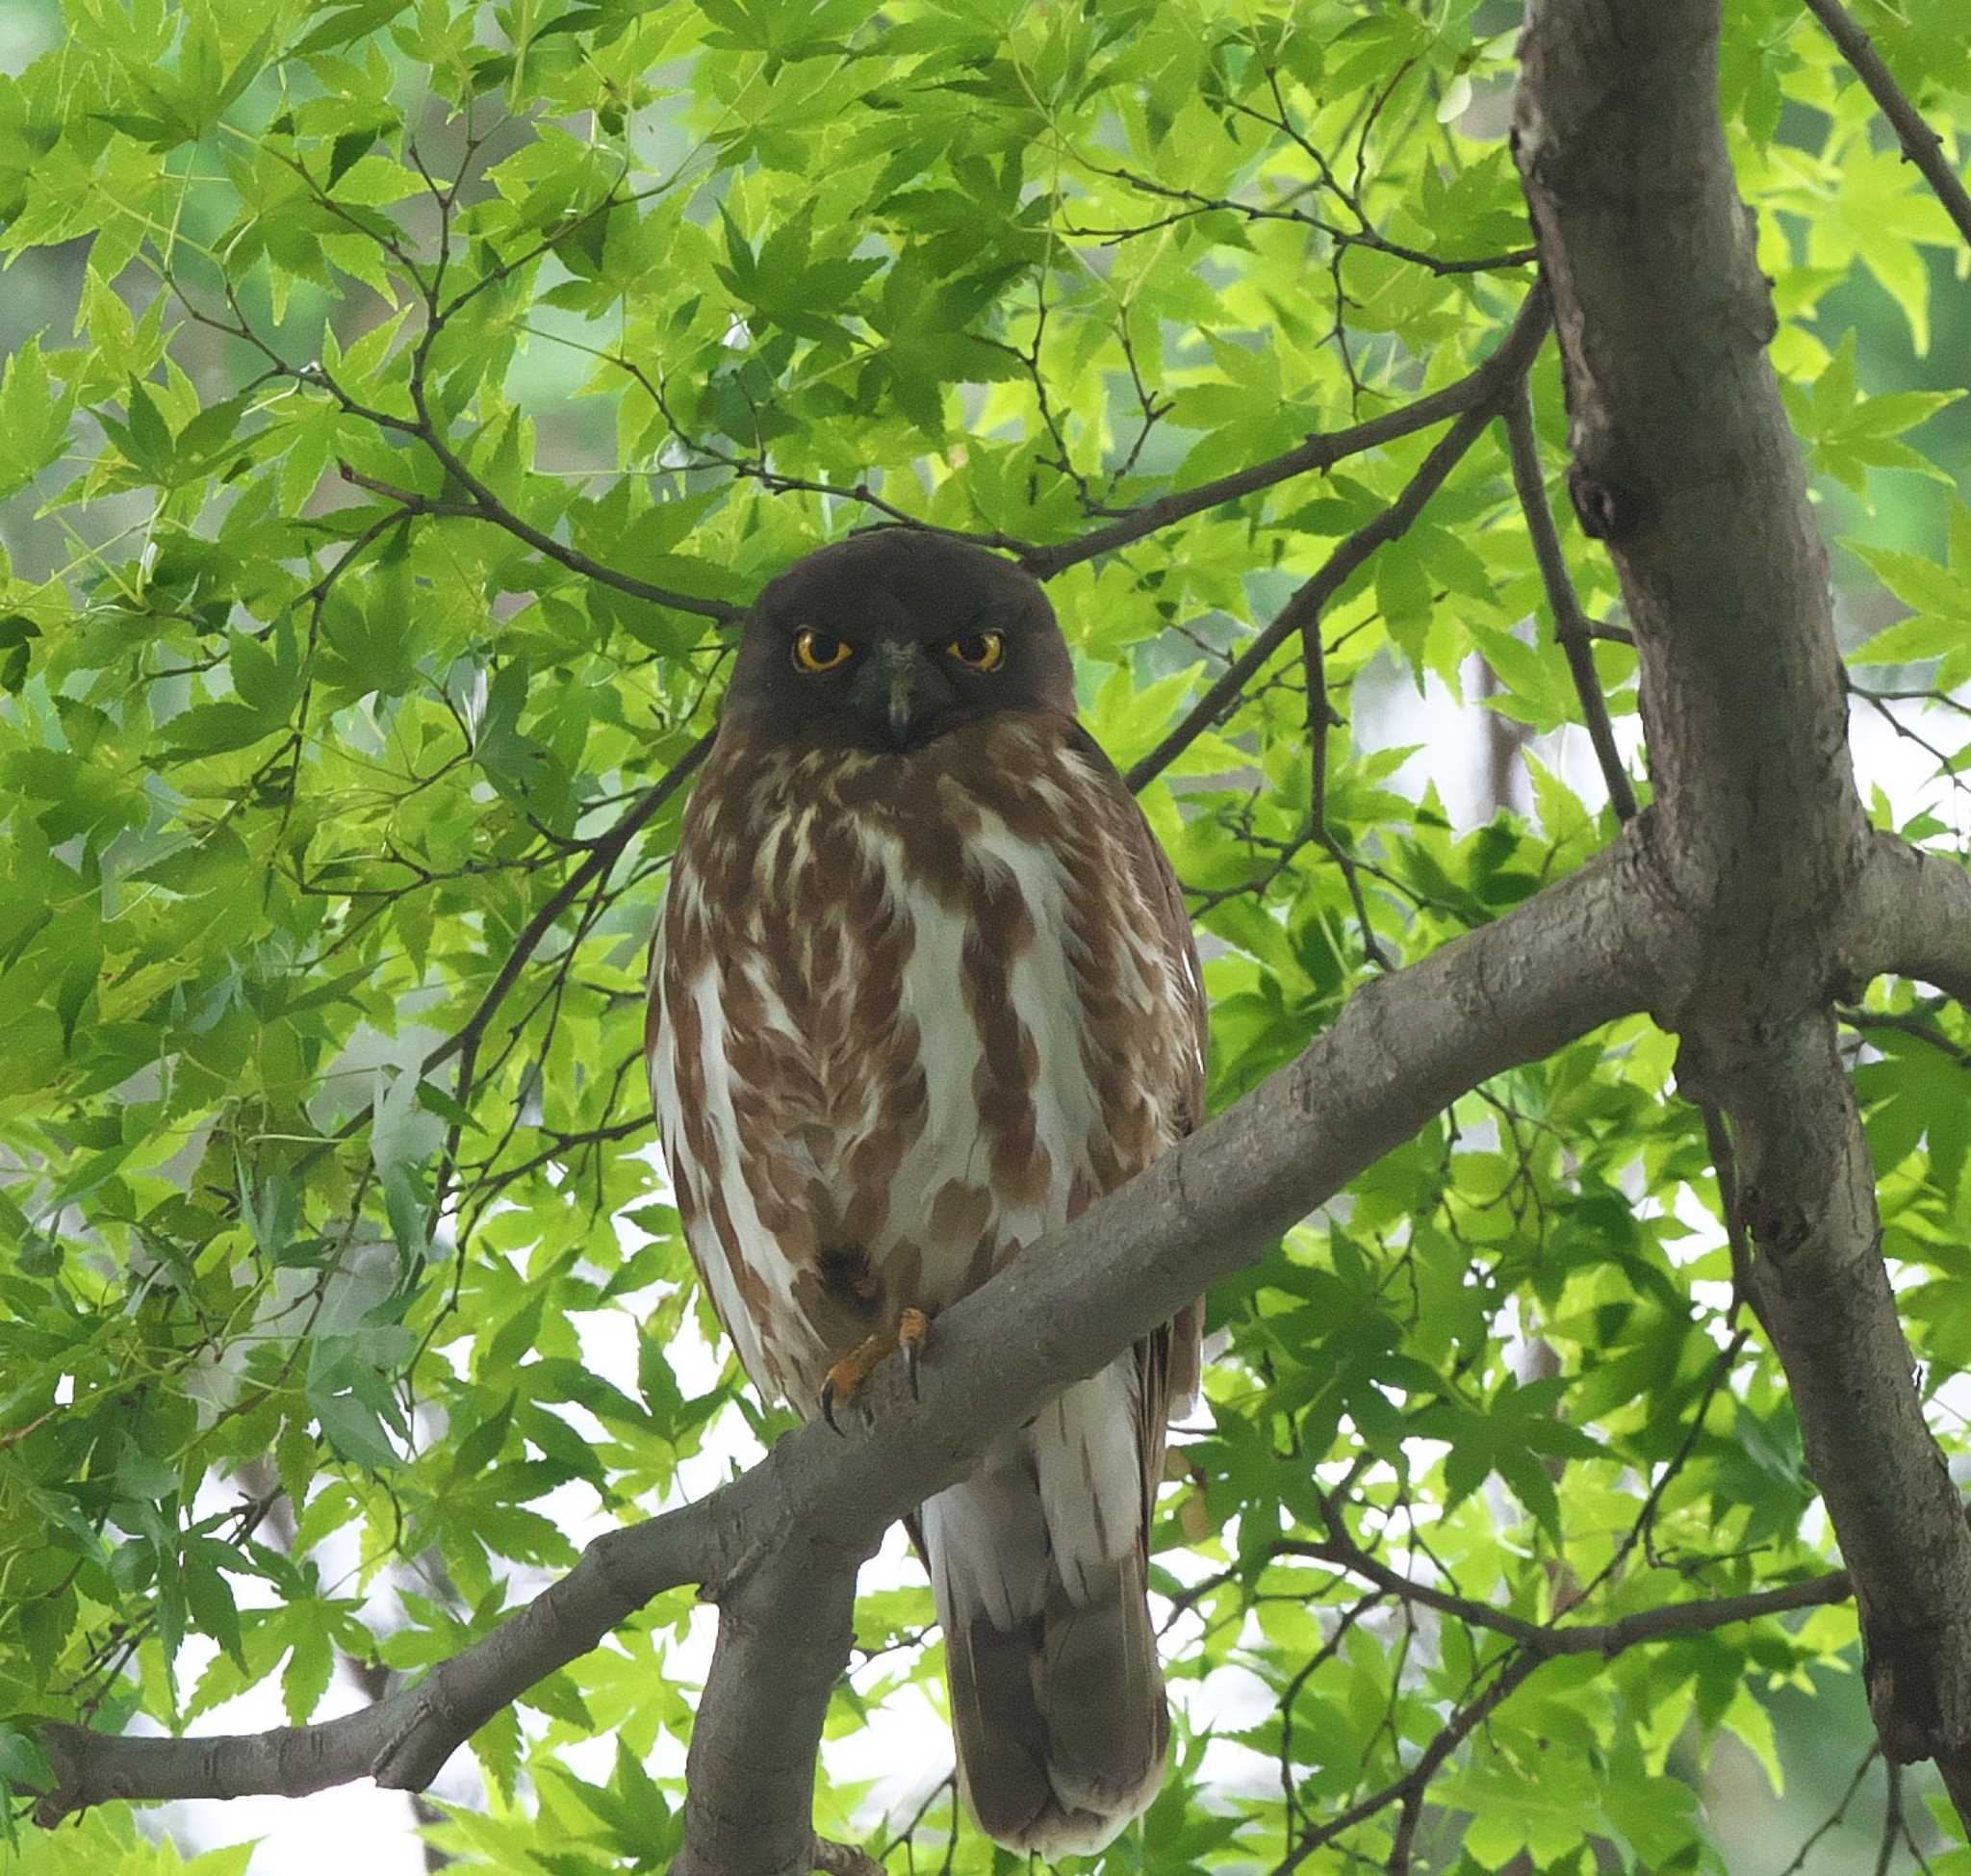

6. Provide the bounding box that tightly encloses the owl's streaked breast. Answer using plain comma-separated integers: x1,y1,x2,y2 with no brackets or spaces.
649,711,1197,1412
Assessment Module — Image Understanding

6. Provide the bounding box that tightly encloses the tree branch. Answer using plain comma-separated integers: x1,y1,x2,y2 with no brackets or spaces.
1020,286,1548,581
1275,1558,1849,1873
336,465,740,625
420,733,710,1090
30,835,1663,1865
1277,1652,1545,1873
1803,0,1971,251
1299,604,1393,970
1517,0,1971,1808
1263,1530,1851,1657
676,1545,862,1876
1123,287,1553,792
1844,830,1971,1011
1499,376,1638,821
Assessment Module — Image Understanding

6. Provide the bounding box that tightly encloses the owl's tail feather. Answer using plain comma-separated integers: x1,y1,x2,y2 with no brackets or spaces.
923,1466,1168,1856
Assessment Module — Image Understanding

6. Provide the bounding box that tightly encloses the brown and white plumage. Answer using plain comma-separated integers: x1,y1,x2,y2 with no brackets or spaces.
647,531,1206,1852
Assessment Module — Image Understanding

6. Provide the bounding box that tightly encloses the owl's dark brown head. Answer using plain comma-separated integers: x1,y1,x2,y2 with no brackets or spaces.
721,529,1076,753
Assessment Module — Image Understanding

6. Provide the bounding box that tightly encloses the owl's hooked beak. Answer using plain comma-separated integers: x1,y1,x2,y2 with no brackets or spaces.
853,640,955,750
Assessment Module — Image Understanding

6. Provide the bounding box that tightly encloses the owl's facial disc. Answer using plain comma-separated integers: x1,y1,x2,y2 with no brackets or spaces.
848,639,958,750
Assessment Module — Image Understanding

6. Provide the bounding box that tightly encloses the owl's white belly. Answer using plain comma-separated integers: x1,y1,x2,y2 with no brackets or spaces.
653,788,1188,1410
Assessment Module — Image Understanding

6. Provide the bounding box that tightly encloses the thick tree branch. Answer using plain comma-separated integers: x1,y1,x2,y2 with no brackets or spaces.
1844,830,1971,1011
1516,0,1971,1810
1803,0,1971,250
31,836,1662,1865
676,1545,861,1876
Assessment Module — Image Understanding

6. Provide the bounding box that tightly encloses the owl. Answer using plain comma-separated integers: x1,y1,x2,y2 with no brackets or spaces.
648,529,1206,1852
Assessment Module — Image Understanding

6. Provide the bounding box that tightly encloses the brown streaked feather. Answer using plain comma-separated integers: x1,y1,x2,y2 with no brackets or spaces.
650,560,1209,1854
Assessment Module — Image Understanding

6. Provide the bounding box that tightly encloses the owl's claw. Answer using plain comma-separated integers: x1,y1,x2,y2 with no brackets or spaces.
819,1307,933,1432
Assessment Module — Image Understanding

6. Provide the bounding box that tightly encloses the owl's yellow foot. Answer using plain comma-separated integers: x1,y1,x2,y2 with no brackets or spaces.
820,1306,931,1433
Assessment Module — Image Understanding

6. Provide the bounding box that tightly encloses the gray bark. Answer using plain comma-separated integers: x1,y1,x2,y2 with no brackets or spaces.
1517,0,1971,1798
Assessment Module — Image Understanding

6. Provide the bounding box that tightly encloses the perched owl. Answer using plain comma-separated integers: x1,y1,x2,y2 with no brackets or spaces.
647,529,1206,1853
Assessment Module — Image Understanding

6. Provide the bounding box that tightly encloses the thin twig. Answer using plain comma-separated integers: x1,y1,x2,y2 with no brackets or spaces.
429,732,710,1091
1501,378,1638,821
1080,166,1537,278
337,465,739,623
1124,288,1553,791
1840,1004,1970,1064
1026,286,1549,580
1574,1328,1750,1595
291,735,711,1188
1777,1746,1881,1876
1272,1652,1543,1874
1803,0,1971,249
1260,1529,1844,1658
1303,614,1395,969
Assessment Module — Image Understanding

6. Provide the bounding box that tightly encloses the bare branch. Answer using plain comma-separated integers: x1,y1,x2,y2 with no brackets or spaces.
1123,288,1553,792
1027,286,1549,584
1803,0,1971,250
1499,376,1638,821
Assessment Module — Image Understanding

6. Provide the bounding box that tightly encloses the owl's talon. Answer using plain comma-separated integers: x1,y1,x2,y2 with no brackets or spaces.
820,1307,932,1428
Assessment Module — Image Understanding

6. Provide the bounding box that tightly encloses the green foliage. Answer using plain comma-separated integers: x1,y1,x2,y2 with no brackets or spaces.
0,0,1967,1869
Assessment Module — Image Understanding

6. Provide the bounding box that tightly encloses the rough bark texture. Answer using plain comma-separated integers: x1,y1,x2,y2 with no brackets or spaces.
1849,829,1971,1010
1517,0,1971,1796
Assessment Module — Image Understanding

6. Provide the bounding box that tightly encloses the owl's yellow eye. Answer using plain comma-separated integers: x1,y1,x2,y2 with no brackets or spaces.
792,629,855,674
945,631,1004,672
